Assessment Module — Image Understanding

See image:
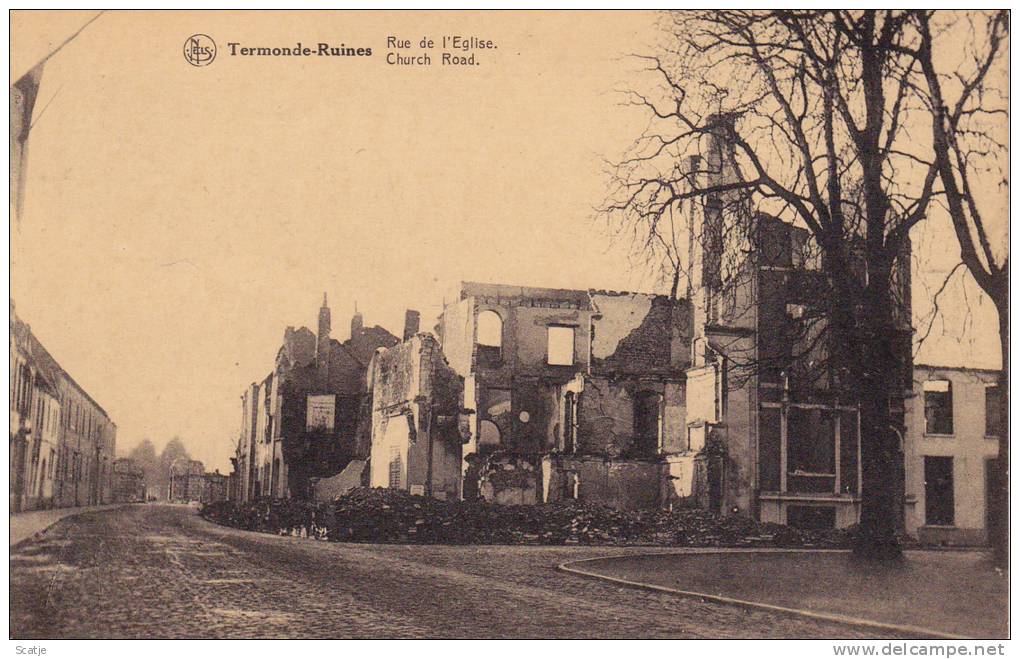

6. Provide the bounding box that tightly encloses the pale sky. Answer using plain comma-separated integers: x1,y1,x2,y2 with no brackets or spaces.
11,11,1002,472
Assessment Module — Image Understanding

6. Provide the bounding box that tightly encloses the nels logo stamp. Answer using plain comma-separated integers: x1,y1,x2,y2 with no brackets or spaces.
183,34,216,66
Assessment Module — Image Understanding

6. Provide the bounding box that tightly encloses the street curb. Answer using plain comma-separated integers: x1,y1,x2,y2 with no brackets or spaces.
557,550,969,640
10,503,133,550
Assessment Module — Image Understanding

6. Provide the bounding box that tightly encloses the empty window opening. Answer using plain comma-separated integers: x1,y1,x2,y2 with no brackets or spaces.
924,456,954,526
547,326,575,366
388,447,403,489
562,471,579,500
477,310,503,366
985,384,1002,437
632,391,662,457
758,407,782,491
478,420,501,446
563,392,577,454
477,310,503,348
923,380,953,435
787,407,835,493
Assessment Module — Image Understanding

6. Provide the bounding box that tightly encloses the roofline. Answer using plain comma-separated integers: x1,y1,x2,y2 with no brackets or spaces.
915,363,1003,375
14,313,113,420
458,280,687,302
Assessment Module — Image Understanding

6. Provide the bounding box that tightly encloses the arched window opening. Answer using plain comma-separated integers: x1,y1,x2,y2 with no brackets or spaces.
479,420,501,446
477,310,503,366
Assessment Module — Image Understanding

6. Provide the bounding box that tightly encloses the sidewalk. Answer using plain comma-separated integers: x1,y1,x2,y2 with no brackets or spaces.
559,549,1007,639
10,503,129,547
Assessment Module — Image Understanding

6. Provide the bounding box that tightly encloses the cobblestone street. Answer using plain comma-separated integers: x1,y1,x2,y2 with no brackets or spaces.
10,505,903,639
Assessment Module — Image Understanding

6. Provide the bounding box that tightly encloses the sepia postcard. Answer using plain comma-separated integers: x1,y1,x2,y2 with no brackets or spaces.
7,8,1011,648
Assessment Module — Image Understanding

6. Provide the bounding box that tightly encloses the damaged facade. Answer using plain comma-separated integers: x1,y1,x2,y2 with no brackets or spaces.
169,458,229,504
366,332,466,500
169,458,206,502
365,282,696,511
359,121,911,532
230,295,399,502
229,122,913,534
112,457,146,503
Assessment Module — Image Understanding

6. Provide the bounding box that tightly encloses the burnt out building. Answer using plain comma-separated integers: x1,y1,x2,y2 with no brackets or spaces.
430,282,695,509
169,458,205,502
543,290,693,509
231,295,399,501
367,332,466,500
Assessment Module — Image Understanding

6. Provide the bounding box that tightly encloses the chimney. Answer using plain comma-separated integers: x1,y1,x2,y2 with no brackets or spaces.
350,301,364,339
316,293,331,378
705,113,737,184
403,309,421,341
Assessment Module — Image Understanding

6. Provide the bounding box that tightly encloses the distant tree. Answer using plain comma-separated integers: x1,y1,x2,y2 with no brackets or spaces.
155,437,191,500
126,439,160,499
126,438,157,464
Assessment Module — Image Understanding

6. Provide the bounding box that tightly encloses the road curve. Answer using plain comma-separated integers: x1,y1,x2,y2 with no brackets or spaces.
10,504,902,639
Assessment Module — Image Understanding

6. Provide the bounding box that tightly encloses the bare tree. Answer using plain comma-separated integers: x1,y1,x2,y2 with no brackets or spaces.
912,10,1009,567
602,10,950,559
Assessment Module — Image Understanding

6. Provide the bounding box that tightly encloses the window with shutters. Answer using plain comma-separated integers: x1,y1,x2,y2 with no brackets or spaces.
388,446,402,488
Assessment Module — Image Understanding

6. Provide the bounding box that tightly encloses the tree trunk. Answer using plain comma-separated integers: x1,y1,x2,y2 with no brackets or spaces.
991,297,1009,568
853,324,903,560
851,265,904,560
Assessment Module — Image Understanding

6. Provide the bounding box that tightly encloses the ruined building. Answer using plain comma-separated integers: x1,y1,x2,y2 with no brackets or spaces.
367,332,465,500
231,295,399,501
169,458,205,502
365,282,695,511
361,118,911,531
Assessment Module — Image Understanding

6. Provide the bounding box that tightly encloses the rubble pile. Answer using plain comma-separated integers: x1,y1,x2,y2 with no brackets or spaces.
202,487,856,548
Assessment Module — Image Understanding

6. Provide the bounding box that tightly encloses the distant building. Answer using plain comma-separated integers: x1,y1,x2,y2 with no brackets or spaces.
904,365,1002,545
169,458,205,502
112,458,146,503
10,302,116,512
202,470,228,504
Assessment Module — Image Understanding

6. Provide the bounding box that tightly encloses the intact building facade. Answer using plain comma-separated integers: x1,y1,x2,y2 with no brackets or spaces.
10,303,116,512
